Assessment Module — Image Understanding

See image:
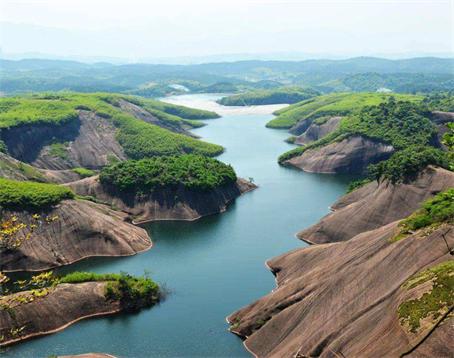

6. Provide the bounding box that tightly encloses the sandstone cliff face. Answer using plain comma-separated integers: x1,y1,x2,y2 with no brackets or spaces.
0,152,86,184
0,200,151,272
228,222,454,358
0,282,120,347
430,111,453,149
31,111,126,170
285,135,394,174
67,176,256,224
298,166,454,244
1,111,126,171
294,116,341,145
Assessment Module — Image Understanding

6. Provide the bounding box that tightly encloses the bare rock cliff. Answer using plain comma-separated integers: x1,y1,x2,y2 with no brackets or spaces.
294,116,341,145
0,200,151,272
228,221,454,357
67,176,257,224
298,166,454,244
0,282,120,347
285,135,394,174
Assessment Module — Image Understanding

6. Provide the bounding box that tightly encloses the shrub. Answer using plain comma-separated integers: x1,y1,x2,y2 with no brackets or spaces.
398,189,454,233
59,271,160,310
346,179,372,193
367,146,449,184
72,167,96,178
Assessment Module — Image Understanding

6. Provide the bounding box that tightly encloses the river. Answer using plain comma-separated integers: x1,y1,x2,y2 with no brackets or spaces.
2,94,351,358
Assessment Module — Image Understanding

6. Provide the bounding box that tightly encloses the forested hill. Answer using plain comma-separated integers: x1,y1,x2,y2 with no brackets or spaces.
1,57,453,95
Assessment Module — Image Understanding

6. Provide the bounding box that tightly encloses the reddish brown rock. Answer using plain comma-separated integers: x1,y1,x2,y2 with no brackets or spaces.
0,282,120,347
297,166,454,244
67,176,256,224
228,222,454,358
285,135,394,174
0,199,151,272
294,116,341,145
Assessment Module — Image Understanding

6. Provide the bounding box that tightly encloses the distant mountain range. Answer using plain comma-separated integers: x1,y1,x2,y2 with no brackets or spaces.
1,56,453,95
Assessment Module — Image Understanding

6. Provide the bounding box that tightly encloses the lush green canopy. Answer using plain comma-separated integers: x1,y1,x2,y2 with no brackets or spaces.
100,154,237,193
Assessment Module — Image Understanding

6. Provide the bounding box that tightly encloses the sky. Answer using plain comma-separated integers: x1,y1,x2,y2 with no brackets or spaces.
0,0,452,62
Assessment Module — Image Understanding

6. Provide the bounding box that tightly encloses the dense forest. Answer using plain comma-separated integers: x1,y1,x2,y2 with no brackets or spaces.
100,154,237,193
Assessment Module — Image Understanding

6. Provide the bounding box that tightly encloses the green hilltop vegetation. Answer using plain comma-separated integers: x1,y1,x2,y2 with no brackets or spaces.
217,87,320,106
100,154,237,193
278,98,433,162
278,97,453,183
0,178,74,210
59,271,160,309
422,92,454,112
0,93,223,159
267,92,422,129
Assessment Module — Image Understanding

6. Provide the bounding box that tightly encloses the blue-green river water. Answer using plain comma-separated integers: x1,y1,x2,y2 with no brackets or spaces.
2,94,351,358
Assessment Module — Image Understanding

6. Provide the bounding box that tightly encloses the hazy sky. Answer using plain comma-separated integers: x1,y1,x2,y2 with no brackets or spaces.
0,0,452,62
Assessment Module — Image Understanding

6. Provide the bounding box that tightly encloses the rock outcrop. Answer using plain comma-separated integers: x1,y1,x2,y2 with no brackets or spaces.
31,111,126,170
430,111,453,149
228,221,454,357
0,152,88,184
294,116,341,145
0,282,120,346
2,111,126,171
285,135,394,174
67,176,257,224
0,200,151,272
298,166,454,244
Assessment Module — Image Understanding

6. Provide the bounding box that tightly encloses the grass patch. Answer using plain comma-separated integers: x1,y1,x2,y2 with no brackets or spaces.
398,188,454,236
100,154,237,193
398,260,454,333
71,167,96,178
0,97,78,129
48,142,69,160
59,271,160,310
346,178,372,193
0,178,74,210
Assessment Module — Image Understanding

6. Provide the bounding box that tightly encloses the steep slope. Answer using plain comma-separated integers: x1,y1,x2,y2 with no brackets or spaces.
67,176,256,223
0,199,151,272
294,116,341,145
228,222,453,357
286,135,394,174
22,110,126,170
298,166,454,244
